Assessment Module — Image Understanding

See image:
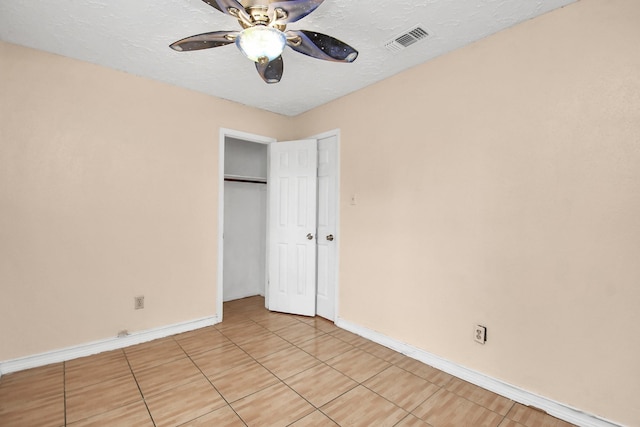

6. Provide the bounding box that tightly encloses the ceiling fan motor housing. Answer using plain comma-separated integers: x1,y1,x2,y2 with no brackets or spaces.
238,5,286,30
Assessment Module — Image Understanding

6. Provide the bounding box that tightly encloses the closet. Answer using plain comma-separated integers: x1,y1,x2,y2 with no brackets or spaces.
222,137,268,302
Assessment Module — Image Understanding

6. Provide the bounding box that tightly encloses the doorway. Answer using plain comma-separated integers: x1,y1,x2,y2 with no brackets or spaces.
217,129,275,321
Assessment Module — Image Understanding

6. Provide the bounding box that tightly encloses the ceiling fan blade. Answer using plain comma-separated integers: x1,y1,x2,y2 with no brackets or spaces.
170,31,238,52
256,56,284,84
269,0,324,24
286,30,358,62
201,0,251,22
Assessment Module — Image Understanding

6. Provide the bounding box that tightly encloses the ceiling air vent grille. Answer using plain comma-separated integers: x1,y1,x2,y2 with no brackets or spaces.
385,26,430,52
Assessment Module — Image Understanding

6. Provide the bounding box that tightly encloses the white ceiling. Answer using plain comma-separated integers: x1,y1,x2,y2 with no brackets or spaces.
0,0,575,116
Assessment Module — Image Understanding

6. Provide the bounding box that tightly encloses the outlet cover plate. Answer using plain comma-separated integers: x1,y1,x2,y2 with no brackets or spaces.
134,296,144,310
474,325,487,344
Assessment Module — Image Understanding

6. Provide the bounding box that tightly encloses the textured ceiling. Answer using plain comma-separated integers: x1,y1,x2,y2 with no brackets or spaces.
0,0,575,116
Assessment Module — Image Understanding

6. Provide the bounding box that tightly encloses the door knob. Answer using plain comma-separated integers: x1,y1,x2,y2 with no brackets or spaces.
326,234,334,241
307,233,314,240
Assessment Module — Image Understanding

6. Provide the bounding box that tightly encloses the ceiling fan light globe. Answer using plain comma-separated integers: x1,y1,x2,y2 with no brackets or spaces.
236,26,286,63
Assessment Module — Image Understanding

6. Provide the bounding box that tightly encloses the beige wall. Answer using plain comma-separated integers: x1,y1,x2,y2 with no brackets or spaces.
2,0,639,424
294,0,640,425
0,41,291,360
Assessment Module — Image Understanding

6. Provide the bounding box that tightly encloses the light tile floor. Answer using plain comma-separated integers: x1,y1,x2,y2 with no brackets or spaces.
0,296,576,427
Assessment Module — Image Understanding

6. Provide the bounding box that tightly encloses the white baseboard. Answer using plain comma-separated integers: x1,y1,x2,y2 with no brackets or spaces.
0,315,220,376
335,317,622,427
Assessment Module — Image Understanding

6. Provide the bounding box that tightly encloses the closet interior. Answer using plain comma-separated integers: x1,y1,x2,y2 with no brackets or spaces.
222,137,268,302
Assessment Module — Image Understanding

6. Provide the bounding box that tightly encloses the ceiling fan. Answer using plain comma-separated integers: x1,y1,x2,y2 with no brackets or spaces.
170,0,358,84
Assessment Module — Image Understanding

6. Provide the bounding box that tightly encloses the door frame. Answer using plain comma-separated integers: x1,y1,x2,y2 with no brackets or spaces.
308,129,341,322
217,128,276,322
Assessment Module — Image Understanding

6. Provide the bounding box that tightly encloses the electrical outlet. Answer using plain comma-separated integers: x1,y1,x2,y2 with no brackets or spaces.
474,325,487,344
134,296,144,310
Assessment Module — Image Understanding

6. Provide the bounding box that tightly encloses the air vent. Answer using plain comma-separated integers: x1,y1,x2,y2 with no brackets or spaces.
385,26,430,52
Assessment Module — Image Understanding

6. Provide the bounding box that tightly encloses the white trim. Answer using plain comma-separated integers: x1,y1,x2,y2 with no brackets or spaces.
265,142,271,310
307,129,341,322
335,317,623,427
217,128,276,321
0,315,219,375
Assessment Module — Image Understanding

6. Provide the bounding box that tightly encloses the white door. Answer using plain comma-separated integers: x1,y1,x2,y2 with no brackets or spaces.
316,134,338,320
268,139,318,316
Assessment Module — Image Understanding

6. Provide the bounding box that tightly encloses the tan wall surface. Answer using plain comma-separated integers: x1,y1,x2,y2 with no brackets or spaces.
0,41,291,361
294,0,640,425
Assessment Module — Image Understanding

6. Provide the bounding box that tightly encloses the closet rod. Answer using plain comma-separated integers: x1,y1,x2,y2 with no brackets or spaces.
224,177,267,184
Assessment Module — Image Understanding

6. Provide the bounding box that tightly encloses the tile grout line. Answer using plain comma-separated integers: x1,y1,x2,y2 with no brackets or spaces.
436,383,517,423
356,364,443,421
176,336,250,427
231,312,326,422
391,412,429,427
276,327,418,417
205,322,287,425
251,312,396,419
63,361,67,427
220,312,346,424
123,348,157,427
236,314,395,425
